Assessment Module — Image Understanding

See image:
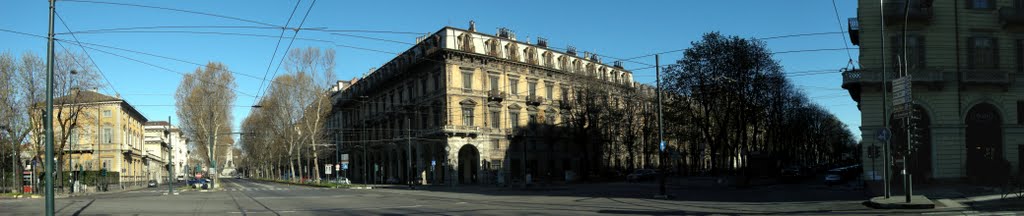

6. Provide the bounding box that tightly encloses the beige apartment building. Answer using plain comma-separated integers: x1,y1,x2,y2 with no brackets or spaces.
143,121,178,184
844,0,1023,187
47,89,150,188
328,22,636,185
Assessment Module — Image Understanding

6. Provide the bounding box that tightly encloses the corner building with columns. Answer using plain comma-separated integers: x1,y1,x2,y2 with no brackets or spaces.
327,22,637,185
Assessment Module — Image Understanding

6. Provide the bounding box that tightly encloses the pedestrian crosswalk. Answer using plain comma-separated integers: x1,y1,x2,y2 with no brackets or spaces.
122,187,335,193
225,187,334,192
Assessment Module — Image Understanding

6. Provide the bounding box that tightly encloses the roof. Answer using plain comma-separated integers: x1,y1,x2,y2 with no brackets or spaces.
54,89,120,105
145,121,170,126
48,89,149,123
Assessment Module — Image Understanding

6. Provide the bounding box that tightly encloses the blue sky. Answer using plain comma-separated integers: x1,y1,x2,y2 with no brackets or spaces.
1,0,863,141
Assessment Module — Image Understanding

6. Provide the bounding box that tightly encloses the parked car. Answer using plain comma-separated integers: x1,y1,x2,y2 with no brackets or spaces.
330,177,351,185
780,166,806,182
176,176,184,182
188,178,210,189
824,170,843,186
627,169,658,182
147,180,158,188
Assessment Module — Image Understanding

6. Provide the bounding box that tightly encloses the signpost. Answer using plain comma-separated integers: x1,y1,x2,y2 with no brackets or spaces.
325,164,333,175
892,76,912,119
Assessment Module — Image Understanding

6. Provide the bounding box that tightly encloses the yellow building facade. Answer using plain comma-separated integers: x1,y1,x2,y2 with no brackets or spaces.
45,89,149,188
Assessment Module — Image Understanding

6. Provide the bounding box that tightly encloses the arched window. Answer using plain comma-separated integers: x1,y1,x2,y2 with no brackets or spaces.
506,43,520,61
457,33,475,52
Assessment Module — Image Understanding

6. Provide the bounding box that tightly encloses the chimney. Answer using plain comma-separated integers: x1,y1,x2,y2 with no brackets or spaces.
537,37,548,48
567,45,577,56
469,20,476,32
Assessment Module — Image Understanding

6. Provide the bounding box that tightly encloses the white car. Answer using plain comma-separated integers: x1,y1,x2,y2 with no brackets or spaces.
331,177,351,184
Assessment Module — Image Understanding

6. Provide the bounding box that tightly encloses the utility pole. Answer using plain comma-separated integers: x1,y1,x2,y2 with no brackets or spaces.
901,0,913,203
167,116,174,195
208,132,215,189
655,54,668,199
879,0,891,199
335,123,341,184
44,0,57,214
406,118,412,189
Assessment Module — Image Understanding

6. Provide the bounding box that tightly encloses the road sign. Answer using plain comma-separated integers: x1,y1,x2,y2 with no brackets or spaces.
341,154,349,163
659,141,666,152
876,128,891,142
334,164,340,171
341,163,348,170
431,160,436,166
326,165,333,175
892,75,913,119
868,145,880,159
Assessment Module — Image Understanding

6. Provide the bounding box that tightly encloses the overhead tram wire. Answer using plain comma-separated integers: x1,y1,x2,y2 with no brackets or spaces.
255,0,318,107
830,0,855,61
2,27,430,99
55,11,120,96
72,42,258,98
61,0,281,28
53,38,264,80
57,25,428,36
253,0,304,109
619,31,847,64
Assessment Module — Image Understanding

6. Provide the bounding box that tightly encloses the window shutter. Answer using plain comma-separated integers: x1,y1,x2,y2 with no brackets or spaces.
1017,40,1023,73
993,37,1000,69
918,36,927,69
968,37,976,69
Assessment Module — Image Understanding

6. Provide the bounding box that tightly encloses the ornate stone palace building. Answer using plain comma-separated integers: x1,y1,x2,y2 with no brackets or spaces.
327,22,637,185
844,0,1023,187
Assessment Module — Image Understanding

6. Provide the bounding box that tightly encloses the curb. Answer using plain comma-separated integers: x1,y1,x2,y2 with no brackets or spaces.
864,196,936,209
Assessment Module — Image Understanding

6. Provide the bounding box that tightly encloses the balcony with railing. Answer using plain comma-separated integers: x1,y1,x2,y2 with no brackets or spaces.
962,69,1011,88
443,124,481,137
487,89,506,102
526,95,544,106
849,18,860,45
884,0,933,25
841,67,948,102
999,7,1024,28
63,144,94,153
558,99,572,110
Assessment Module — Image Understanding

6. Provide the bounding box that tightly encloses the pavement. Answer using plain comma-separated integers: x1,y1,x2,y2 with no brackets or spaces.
0,177,1021,215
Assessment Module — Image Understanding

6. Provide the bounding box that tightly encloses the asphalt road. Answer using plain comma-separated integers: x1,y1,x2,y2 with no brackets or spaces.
0,178,1020,215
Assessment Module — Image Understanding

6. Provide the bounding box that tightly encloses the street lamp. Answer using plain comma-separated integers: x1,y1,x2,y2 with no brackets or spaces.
357,95,369,185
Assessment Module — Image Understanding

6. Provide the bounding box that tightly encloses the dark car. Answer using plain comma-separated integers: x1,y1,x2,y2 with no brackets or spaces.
780,166,805,181
147,180,158,188
824,169,847,186
188,178,210,189
627,169,658,182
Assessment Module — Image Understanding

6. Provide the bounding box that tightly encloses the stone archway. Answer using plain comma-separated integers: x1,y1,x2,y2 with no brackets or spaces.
965,103,1004,184
458,144,480,184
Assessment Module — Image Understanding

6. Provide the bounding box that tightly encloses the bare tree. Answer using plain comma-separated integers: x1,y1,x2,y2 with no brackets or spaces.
176,62,236,188
286,47,336,181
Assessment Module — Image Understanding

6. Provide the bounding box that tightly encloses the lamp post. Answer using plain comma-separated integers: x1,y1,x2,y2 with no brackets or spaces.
357,96,369,185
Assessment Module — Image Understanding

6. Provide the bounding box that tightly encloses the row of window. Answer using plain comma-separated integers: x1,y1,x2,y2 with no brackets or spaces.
459,33,631,84
462,69,570,100
461,106,559,129
888,35,1024,72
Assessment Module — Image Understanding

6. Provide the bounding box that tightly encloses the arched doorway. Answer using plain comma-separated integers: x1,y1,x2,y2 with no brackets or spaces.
965,103,1004,184
889,105,932,184
458,144,480,184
